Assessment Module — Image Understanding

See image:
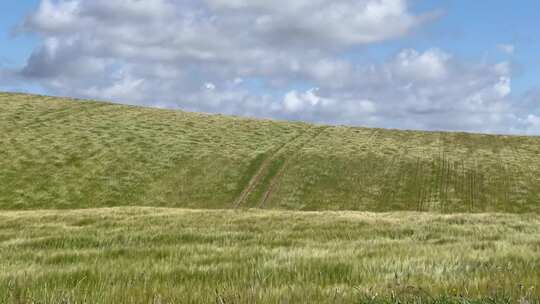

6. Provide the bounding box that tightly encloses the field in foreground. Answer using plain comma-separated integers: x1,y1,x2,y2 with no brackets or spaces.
0,207,539,303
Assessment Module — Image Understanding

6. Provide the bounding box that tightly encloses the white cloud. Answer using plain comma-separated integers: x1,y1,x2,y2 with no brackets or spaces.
207,0,432,46
306,59,352,87
283,88,377,124
283,91,306,113
493,77,511,98
284,88,333,113
1,0,538,134
83,73,145,102
527,114,540,125
392,49,450,81
26,0,79,33
493,62,511,76
516,114,540,135
358,100,377,114
497,44,515,55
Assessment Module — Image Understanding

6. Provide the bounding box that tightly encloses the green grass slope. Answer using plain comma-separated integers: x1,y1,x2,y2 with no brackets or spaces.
1,92,540,303
1,92,539,212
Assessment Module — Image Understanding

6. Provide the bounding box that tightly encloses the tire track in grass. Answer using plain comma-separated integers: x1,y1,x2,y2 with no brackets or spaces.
233,130,308,209
376,132,415,211
503,136,529,211
257,126,329,208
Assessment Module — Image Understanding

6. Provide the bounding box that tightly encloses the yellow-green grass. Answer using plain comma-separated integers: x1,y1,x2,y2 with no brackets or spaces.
1,92,540,303
0,208,538,303
1,92,539,213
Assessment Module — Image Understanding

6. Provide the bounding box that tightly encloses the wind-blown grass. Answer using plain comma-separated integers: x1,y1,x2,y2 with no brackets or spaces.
0,93,306,210
1,92,540,303
0,208,539,303
1,92,539,212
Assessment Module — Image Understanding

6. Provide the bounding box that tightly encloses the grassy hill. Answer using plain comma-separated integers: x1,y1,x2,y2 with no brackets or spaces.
1,92,539,212
1,92,540,303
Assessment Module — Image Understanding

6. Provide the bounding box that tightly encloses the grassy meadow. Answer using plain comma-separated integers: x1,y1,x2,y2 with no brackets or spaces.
1,208,539,303
1,92,540,212
0,92,539,303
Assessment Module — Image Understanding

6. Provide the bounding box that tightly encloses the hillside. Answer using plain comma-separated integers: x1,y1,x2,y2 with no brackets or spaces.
1,92,540,303
1,92,539,212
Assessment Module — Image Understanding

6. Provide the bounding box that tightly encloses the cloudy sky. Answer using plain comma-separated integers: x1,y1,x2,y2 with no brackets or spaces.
1,0,539,134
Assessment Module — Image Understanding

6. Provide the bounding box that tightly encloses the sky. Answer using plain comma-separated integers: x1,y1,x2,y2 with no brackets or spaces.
0,0,539,135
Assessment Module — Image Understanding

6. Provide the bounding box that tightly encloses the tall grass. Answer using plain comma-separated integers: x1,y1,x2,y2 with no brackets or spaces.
1,92,540,303
1,92,540,212
0,208,538,303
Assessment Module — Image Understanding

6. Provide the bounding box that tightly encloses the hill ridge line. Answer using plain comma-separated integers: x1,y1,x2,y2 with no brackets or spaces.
2,93,540,213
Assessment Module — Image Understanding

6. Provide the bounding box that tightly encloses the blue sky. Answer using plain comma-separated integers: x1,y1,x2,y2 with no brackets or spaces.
0,1,39,67
417,0,540,94
361,0,539,94
0,0,539,134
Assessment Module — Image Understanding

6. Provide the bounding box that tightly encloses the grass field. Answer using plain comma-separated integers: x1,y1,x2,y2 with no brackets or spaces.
1,208,539,303
1,92,539,303
1,92,539,212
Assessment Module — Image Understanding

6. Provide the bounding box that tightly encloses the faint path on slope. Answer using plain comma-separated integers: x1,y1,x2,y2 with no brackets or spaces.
233,130,307,209
257,126,329,208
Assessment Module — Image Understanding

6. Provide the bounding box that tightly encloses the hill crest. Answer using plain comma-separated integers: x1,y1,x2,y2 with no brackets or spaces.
1,92,539,212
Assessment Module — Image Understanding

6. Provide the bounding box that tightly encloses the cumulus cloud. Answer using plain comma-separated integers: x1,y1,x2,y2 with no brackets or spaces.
515,90,540,134
392,49,450,81
287,49,521,132
526,115,540,127
1,0,538,134
204,83,216,91
497,44,515,55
